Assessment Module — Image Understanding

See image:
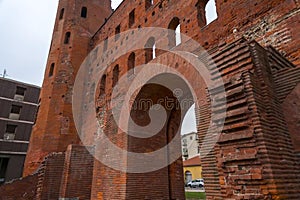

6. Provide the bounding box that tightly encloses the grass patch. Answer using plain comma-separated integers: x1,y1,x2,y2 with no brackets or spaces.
185,192,206,200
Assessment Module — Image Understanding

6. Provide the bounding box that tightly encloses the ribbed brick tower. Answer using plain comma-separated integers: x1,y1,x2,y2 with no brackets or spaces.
23,0,112,176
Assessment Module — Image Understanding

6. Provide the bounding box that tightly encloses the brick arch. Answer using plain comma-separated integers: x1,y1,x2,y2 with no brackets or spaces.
91,47,222,198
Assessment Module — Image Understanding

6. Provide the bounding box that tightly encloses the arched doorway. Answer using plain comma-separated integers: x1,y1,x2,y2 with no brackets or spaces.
125,73,196,199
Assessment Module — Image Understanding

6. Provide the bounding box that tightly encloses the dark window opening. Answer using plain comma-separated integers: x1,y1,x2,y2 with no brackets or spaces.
104,37,108,52
49,63,55,77
128,52,135,77
16,86,26,96
64,32,71,44
129,9,135,28
6,125,17,134
115,25,121,41
112,65,119,87
11,105,22,114
59,8,64,20
0,158,9,184
145,0,154,10
145,37,155,63
81,7,87,18
168,17,181,48
100,75,107,96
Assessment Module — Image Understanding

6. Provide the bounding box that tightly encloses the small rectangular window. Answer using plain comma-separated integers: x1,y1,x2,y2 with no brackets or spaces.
14,86,26,101
129,9,135,28
115,25,121,41
64,32,71,44
81,7,87,18
49,63,55,77
11,105,22,114
59,8,64,20
6,125,17,134
16,86,26,96
103,37,108,52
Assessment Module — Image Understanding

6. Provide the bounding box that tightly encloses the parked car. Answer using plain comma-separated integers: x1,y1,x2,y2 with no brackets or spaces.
187,179,204,188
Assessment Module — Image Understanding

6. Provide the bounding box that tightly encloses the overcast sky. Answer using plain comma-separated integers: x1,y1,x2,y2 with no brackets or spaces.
0,0,217,134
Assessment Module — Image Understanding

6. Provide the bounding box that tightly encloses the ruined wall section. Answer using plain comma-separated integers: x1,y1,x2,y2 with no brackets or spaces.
0,174,38,200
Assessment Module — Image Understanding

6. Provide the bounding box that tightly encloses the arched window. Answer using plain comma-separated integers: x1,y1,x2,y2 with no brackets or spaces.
145,37,155,63
59,8,64,20
49,63,55,77
168,17,181,48
100,74,106,96
64,32,71,44
128,52,135,77
129,9,135,28
81,7,87,18
145,0,154,10
112,65,119,87
196,0,217,27
205,0,217,24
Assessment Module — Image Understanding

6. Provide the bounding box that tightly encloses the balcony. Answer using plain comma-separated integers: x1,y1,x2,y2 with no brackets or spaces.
3,133,15,141
8,113,20,120
14,94,24,101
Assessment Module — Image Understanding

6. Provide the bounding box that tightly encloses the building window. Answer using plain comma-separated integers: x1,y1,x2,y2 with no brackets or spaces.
81,7,87,18
4,124,17,140
14,86,26,101
64,32,71,44
145,37,155,63
6,124,17,134
196,0,217,27
168,17,181,48
11,105,22,114
190,136,193,140
99,74,106,96
59,8,65,20
9,105,22,120
103,37,108,52
128,52,135,77
112,65,119,87
16,86,26,96
49,63,55,77
145,0,154,10
129,9,135,28
115,25,121,41
205,0,218,25
0,158,9,184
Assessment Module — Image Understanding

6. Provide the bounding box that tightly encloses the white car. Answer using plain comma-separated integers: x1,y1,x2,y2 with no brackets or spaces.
187,179,204,188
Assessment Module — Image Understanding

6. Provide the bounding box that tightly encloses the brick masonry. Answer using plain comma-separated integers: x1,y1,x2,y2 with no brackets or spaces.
2,0,299,199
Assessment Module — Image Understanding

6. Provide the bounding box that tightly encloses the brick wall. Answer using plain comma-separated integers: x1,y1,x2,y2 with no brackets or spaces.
0,174,38,200
19,0,300,199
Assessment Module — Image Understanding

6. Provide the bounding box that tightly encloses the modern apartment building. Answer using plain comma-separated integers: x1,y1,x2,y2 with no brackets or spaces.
181,132,199,161
0,78,40,183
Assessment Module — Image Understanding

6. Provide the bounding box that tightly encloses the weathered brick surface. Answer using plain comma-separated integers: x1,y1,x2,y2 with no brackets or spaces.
17,0,300,199
59,145,94,199
36,153,65,200
0,174,38,200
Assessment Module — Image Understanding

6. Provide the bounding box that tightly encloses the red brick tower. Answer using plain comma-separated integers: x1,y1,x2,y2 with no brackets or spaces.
23,0,112,176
